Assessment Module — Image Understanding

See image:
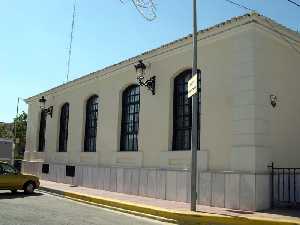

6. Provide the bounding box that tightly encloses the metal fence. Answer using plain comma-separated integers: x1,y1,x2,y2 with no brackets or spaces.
268,162,300,208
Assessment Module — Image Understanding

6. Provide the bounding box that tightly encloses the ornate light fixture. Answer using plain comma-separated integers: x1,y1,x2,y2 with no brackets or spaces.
135,60,156,95
39,96,53,118
270,94,277,108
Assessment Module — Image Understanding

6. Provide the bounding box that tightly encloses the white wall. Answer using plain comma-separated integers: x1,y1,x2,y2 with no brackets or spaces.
23,14,300,210
254,24,300,169
25,23,255,172
24,15,300,173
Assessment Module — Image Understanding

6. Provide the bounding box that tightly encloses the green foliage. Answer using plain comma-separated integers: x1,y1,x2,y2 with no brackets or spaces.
0,111,28,159
13,111,27,159
13,111,27,145
0,123,13,139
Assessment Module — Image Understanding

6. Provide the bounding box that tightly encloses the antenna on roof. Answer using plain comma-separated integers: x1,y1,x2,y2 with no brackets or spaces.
66,0,77,83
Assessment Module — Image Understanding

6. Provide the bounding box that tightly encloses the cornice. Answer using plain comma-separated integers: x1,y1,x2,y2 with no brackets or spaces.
26,12,300,103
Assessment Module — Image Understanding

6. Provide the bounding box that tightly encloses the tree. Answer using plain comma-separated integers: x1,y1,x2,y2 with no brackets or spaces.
13,111,27,159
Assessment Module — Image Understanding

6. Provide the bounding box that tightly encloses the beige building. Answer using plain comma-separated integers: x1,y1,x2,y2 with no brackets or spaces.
22,13,300,211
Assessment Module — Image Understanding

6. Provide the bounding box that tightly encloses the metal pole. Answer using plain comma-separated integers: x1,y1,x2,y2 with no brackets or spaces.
191,0,198,212
12,97,20,165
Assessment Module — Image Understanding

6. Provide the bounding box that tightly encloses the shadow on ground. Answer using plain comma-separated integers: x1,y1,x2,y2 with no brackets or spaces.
0,191,43,199
225,209,255,215
262,208,300,218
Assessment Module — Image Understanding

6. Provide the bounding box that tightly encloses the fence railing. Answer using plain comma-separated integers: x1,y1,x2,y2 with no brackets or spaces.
268,162,300,208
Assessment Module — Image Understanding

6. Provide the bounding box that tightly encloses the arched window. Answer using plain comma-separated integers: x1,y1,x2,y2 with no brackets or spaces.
84,95,99,152
58,103,69,152
38,110,47,152
172,69,200,150
120,85,140,151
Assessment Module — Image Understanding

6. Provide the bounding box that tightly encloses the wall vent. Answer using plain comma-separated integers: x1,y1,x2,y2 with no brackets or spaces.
42,164,49,174
66,165,75,177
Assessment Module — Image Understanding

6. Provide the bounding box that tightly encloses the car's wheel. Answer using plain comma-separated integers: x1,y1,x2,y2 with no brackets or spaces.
10,189,18,194
24,182,35,194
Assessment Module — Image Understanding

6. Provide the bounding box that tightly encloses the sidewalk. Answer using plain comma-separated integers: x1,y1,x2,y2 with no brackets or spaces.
39,180,300,225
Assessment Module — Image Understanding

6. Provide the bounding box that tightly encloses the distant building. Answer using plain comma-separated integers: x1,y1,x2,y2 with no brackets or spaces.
0,122,14,136
0,138,13,163
0,121,13,128
22,13,300,210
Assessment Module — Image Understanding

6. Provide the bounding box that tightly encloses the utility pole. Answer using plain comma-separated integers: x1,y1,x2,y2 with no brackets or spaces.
66,0,77,83
124,0,199,211
191,0,198,212
12,97,20,165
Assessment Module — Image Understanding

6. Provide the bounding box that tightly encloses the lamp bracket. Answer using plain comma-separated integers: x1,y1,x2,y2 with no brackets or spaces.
45,106,53,118
137,76,156,95
270,94,277,108
42,106,53,118
39,96,53,118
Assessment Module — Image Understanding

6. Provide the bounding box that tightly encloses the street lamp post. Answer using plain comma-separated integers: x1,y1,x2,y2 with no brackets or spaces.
191,0,199,212
134,60,156,95
125,0,199,211
39,96,53,118
12,98,20,165
13,97,24,165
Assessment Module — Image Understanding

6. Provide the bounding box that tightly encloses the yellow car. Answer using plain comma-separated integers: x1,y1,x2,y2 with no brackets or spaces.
0,161,40,194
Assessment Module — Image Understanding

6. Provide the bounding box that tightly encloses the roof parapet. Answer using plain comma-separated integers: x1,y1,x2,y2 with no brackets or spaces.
26,12,300,103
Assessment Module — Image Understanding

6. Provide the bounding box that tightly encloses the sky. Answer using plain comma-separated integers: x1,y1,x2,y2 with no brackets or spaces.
0,0,299,122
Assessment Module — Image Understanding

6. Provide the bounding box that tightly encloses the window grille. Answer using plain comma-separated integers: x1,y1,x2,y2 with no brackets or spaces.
172,69,200,150
84,95,99,152
120,85,140,151
58,103,69,152
38,110,47,152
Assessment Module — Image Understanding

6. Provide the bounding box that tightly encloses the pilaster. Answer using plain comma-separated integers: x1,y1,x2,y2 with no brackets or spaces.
230,27,271,173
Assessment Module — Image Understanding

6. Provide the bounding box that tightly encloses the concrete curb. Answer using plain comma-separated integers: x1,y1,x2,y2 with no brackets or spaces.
39,187,300,225
40,187,65,196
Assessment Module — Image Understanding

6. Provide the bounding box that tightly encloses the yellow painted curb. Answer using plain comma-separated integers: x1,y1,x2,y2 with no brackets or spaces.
60,191,300,225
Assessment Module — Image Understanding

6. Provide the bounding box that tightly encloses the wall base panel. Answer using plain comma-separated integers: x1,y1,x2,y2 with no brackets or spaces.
22,161,271,211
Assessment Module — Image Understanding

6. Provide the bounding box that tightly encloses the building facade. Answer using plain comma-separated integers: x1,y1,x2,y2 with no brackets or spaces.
0,138,13,163
22,13,300,210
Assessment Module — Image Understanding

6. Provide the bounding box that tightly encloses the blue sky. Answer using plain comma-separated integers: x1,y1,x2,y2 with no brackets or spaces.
0,0,299,122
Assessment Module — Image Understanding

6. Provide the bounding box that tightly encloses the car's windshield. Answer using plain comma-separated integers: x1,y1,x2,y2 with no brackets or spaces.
0,163,17,175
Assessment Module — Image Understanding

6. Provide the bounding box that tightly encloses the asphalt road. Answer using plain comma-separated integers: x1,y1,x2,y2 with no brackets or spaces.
0,190,173,225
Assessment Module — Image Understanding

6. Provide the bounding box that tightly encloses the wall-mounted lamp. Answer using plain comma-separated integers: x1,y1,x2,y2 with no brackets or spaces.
39,96,53,118
135,60,156,95
270,94,277,108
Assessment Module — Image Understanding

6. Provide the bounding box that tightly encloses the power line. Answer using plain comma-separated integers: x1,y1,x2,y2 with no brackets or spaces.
225,0,300,11
66,0,77,83
224,0,255,12
287,0,300,8
225,0,300,55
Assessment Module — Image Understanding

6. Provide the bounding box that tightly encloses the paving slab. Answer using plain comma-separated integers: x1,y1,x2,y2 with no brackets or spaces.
39,180,300,225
